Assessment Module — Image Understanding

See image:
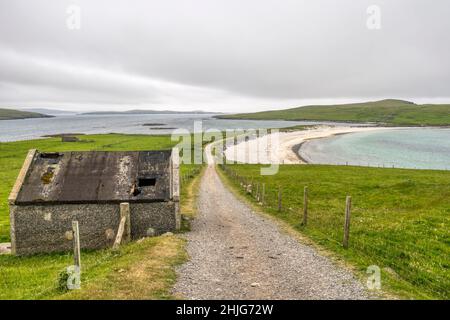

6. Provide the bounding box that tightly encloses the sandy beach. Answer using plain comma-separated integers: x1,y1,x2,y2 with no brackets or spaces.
224,125,396,164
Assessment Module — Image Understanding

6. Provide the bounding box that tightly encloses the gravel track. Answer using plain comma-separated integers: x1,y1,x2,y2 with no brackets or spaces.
173,164,368,300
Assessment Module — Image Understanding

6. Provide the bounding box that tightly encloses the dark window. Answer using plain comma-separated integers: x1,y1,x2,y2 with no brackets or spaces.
40,152,62,159
138,178,156,187
131,184,141,196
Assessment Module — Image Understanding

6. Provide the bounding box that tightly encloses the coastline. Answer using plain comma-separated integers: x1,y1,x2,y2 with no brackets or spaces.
292,126,450,166
292,131,355,164
291,142,309,164
0,115,53,121
224,125,402,165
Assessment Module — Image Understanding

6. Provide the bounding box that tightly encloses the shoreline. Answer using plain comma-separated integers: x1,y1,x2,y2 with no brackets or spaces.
224,125,406,165
279,127,395,164
292,131,355,164
291,142,310,164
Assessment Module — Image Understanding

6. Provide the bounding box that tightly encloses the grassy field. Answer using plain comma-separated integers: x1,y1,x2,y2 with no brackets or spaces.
0,235,187,300
220,164,450,299
0,108,52,120
0,134,202,299
0,134,178,242
217,99,450,126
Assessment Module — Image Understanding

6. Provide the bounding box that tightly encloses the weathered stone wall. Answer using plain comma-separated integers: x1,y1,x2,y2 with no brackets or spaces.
10,202,176,255
130,202,177,238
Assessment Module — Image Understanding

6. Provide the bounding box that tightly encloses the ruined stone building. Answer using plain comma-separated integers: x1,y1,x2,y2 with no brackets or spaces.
8,149,180,255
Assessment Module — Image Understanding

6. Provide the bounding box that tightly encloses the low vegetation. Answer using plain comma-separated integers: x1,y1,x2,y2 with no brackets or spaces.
0,134,177,242
217,99,450,126
0,108,52,120
0,235,187,300
220,164,450,299
0,134,203,299
180,166,204,229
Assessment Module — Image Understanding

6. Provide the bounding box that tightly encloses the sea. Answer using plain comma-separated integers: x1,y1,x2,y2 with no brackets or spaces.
0,113,304,142
299,128,450,170
1,114,449,170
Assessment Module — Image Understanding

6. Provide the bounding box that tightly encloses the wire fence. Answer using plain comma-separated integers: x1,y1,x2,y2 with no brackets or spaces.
180,166,202,187
218,162,449,298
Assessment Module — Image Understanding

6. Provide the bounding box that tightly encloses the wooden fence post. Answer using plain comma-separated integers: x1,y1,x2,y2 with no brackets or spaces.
278,187,282,211
343,196,352,248
261,183,265,205
72,221,81,270
303,186,308,226
113,204,128,250
120,202,131,242
256,183,260,200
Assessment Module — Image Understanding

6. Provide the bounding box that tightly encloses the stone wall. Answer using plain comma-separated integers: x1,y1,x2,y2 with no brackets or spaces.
10,202,176,255
131,202,177,238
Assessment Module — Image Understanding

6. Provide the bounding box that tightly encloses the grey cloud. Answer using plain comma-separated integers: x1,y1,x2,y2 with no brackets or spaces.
0,0,449,112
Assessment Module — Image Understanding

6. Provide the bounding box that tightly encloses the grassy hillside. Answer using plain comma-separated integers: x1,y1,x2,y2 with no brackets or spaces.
217,99,450,126
220,164,450,299
0,134,202,299
0,108,52,120
0,134,177,242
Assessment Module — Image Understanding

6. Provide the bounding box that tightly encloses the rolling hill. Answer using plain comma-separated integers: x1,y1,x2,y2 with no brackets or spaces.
22,108,76,116
216,99,450,126
0,108,53,120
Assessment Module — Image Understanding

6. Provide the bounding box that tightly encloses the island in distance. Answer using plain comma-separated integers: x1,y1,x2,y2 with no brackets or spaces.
0,107,222,120
0,108,53,120
81,109,222,115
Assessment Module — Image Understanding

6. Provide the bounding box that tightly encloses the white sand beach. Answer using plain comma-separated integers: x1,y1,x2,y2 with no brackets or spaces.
224,125,396,164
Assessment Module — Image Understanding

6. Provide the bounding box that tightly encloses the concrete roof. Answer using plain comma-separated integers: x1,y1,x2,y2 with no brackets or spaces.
14,150,172,204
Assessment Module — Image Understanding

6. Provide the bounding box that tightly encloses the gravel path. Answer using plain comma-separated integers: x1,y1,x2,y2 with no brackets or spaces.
173,164,368,299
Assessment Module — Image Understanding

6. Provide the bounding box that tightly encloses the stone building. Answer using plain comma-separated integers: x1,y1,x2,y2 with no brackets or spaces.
8,149,180,255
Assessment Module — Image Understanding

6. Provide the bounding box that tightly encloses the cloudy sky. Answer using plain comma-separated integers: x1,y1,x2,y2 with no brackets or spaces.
0,0,449,112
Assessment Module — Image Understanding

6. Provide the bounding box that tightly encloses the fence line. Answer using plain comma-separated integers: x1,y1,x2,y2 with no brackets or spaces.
218,163,449,289
220,162,356,248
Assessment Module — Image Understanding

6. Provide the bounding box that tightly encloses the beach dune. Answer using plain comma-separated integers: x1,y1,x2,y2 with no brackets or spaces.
224,126,393,164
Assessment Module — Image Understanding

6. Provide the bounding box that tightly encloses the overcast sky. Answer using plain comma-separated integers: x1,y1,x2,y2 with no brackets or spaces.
0,0,449,112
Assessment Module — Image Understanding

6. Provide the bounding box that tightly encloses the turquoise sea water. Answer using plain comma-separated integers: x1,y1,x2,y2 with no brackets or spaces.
299,128,450,170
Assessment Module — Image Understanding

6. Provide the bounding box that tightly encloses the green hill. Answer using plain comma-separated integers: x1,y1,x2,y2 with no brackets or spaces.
0,108,53,120
217,99,450,126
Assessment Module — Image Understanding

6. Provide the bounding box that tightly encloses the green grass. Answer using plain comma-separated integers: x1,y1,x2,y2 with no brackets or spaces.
0,108,51,120
0,134,177,242
0,235,186,300
217,99,450,126
0,133,202,299
278,125,313,132
220,164,450,299
180,166,203,214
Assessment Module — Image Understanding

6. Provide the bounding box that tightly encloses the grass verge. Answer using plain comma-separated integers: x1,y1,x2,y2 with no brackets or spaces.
0,134,202,299
0,235,186,300
180,165,205,230
219,164,450,300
